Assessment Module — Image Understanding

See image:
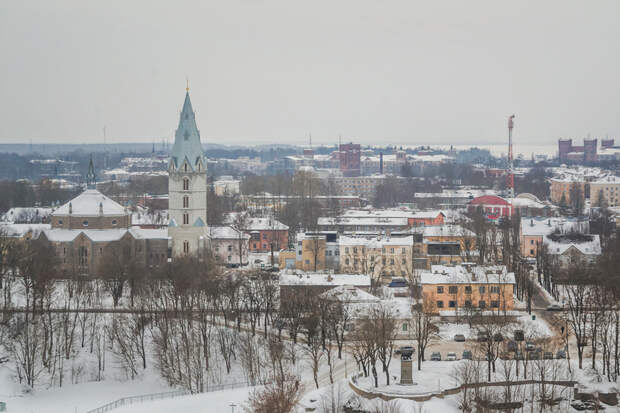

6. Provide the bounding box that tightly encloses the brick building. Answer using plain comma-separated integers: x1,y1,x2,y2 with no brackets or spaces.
558,138,598,162
339,143,361,177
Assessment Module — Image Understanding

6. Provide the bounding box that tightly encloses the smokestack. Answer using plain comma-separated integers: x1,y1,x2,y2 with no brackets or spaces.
380,152,384,174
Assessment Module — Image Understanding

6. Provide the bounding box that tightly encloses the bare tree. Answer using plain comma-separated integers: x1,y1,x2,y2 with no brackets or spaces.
411,298,438,370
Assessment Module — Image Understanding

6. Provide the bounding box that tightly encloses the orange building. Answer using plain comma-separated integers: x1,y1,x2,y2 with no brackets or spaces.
421,264,515,314
549,178,586,205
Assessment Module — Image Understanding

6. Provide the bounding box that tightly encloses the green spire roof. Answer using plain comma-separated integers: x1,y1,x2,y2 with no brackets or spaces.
170,92,205,171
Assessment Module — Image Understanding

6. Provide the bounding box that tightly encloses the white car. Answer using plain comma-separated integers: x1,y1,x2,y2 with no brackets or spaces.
446,352,457,361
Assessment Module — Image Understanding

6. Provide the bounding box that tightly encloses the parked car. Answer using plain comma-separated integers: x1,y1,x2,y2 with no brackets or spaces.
556,350,567,359
446,352,457,361
493,333,504,342
454,334,466,342
388,278,409,288
506,340,517,352
395,346,415,355
514,330,525,341
546,304,564,311
528,351,541,360
543,352,554,360
477,332,489,342
525,341,535,351
462,350,473,360
430,352,442,361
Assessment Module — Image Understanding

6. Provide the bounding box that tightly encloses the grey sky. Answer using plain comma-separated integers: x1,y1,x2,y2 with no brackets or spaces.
1,0,618,147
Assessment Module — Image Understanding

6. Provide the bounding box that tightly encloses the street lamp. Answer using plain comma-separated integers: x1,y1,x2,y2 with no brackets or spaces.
230,402,237,413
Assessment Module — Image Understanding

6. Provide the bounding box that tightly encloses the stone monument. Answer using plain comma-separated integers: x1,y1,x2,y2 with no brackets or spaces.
400,350,414,385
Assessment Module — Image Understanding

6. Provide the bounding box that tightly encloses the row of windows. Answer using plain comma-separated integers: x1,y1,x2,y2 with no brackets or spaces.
345,258,407,265
436,300,500,309
343,247,407,254
436,285,501,294
57,219,118,227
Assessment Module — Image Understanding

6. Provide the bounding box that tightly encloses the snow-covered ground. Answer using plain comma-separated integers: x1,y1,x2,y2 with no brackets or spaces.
436,314,552,341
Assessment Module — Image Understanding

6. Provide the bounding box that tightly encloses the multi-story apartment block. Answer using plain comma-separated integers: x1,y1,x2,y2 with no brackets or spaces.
421,264,515,314
339,235,414,280
590,175,620,207
520,216,589,258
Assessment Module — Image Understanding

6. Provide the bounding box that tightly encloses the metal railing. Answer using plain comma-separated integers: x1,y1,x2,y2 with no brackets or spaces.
85,381,249,413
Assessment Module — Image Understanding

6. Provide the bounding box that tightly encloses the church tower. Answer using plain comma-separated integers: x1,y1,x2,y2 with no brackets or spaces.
168,88,208,257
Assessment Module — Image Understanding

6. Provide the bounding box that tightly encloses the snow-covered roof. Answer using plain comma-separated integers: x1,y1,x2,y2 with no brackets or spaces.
208,225,249,240
246,217,288,231
319,285,380,303
339,235,413,248
543,233,602,255
421,264,515,285
42,227,168,242
423,225,474,238
0,223,50,238
279,271,371,287
1,207,53,223
591,175,620,185
318,216,409,226
53,190,127,217
520,217,588,237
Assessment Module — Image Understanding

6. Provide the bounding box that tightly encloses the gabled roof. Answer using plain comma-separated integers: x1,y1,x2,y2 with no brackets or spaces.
169,92,205,172
52,189,127,217
209,225,249,240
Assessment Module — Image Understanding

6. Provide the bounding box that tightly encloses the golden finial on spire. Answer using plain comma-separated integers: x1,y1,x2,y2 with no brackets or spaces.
186,77,189,92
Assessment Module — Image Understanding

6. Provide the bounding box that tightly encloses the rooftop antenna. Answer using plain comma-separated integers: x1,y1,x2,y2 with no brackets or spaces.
186,77,190,93
309,133,312,149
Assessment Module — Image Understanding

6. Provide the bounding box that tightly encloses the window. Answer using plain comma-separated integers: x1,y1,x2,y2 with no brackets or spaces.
402,323,408,332
448,286,458,294
530,239,534,245
437,286,444,294
491,300,500,308
183,241,189,254
464,300,472,307
436,301,444,308
253,243,257,249
262,233,267,240
402,258,406,265
345,247,349,253
401,248,406,254
530,249,534,255
183,196,189,208
58,220,63,226
354,258,359,265
335,250,339,256
112,219,117,226
490,286,500,294
479,300,486,309
390,258,394,265
305,259,310,265
353,247,357,253
370,255,375,262
79,246,88,266
449,301,456,308
183,213,189,225
183,178,190,191
382,258,386,265
227,245,232,252
262,244,267,249
184,163,188,172
465,286,472,294
345,258,350,265
215,246,220,252
82,220,88,227
390,248,394,254
227,256,232,262
479,286,485,294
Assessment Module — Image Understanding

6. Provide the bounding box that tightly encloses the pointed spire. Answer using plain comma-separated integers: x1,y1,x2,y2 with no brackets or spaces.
86,155,96,189
170,89,205,172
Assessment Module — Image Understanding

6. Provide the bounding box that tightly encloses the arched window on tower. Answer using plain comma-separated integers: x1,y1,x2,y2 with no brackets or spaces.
183,196,189,208
183,213,189,225
183,178,189,191
184,163,188,172
183,240,190,254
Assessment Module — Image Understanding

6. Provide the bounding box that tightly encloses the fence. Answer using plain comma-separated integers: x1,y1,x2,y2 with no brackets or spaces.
85,381,249,413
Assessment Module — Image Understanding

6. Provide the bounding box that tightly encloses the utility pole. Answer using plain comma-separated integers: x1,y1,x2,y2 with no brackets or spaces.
507,115,515,198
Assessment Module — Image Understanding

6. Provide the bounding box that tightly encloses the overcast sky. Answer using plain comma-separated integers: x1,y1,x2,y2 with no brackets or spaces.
1,0,618,147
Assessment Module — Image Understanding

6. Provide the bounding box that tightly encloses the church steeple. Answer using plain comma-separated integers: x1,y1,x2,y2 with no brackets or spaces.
86,155,96,189
170,91,205,172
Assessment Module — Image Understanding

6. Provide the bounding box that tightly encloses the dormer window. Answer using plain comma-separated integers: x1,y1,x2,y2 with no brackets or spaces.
58,220,63,226
112,220,118,226
83,220,89,227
